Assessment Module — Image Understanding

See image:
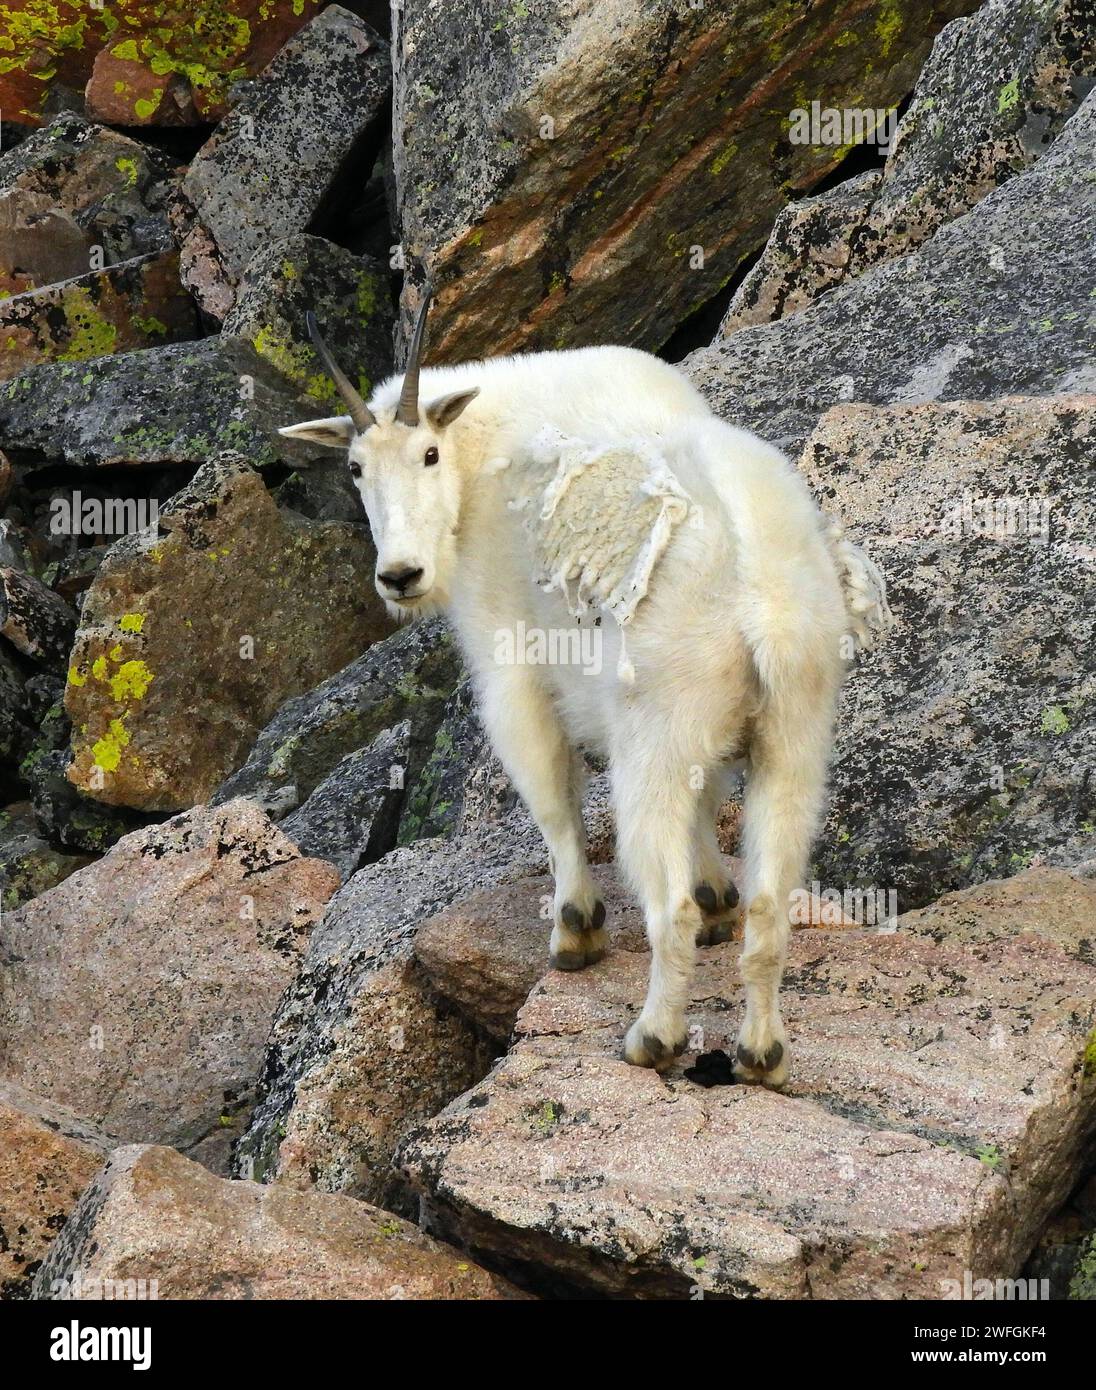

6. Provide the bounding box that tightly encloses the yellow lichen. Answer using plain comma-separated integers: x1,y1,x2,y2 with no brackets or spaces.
119,612,146,633
109,659,154,701
91,718,129,773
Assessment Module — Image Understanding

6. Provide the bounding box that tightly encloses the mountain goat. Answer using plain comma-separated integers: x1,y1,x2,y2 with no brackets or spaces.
280,292,891,1086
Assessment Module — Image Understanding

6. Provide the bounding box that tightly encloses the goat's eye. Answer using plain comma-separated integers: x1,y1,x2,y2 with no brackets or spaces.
349,461,362,478
424,446,439,467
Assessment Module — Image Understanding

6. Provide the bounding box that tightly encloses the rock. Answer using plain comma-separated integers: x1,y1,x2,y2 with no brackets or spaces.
0,337,329,473
397,872,1096,1298
63,453,392,811
213,615,461,823
0,114,178,296
177,8,390,320
0,521,26,571
0,566,76,667
1024,1182,1096,1299
0,1081,110,1301
32,1144,526,1301
901,868,1096,964
0,452,12,509
24,748,156,856
234,795,558,1203
0,643,36,796
0,801,91,911
0,252,198,379
0,800,339,1171
391,0,976,359
800,395,1095,907
222,233,394,409
282,721,411,883
1,1,324,127
725,0,1096,331
686,86,1096,454
415,864,648,1041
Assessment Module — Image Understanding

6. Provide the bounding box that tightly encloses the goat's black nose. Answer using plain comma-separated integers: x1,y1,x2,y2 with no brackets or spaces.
378,565,424,595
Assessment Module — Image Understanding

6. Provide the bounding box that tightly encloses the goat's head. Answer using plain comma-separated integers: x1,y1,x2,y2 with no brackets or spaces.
278,290,479,618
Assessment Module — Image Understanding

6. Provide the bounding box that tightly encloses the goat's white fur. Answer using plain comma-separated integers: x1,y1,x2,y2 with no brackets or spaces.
281,343,891,1082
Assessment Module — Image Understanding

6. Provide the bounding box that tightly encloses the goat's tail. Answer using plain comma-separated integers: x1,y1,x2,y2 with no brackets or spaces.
824,518,894,653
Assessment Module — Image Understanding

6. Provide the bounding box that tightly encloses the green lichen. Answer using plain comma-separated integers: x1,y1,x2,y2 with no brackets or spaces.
253,325,335,402
56,287,118,363
1040,705,1070,735
1083,1027,1096,1081
131,314,169,337
1069,1233,1096,1299
997,77,1020,114
710,141,738,177
114,155,140,187
875,0,903,58
975,1143,1003,1170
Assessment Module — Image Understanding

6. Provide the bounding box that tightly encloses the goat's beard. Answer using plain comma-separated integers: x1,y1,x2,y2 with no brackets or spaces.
383,584,448,625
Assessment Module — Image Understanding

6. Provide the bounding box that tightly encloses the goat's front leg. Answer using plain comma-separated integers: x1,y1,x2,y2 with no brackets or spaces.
478,667,605,970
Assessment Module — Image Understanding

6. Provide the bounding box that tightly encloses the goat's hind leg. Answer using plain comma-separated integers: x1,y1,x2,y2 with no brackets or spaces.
612,731,706,1069
692,766,741,947
735,700,832,1088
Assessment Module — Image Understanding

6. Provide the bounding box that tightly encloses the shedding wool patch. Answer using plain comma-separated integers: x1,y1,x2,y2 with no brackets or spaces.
505,428,693,680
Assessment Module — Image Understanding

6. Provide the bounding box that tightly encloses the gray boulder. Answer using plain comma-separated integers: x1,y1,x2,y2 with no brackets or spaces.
802,394,1095,908
686,86,1096,454
725,0,1096,330
177,8,391,320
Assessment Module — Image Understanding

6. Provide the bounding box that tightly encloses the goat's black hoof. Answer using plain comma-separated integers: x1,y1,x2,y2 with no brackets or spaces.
736,1040,784,1072
550,948,587,971
723,882,739,910
694,881,718,914
560,899,607,933
697,918,736,947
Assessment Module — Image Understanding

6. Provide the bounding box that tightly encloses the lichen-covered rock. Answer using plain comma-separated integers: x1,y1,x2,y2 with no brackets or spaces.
0,253,198,379
223,233,394,409
0,565,76,667
0,800,339,1171
0,1081,110,1301
801,395,1094,907
282,720,411,883
686,86,1096,454
0,642,35,795
0,337,329,472
0,113,178,297
177,8,390,320
1,0,324,127
0,800,90,911
397,871,1096,1298
725,0,1096,331
213,615,461,822
392,0,976,359
32,1144,526,1301
64,453,392,811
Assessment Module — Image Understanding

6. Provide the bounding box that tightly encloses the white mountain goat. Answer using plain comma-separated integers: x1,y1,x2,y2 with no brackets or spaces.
280,293,891,1085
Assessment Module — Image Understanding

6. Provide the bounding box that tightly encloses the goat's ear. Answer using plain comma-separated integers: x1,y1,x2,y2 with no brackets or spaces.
423,387,480,430
278,415,357,449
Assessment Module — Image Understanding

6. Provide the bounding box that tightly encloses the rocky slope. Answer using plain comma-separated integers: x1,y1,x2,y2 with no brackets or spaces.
0,0,1093,1301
